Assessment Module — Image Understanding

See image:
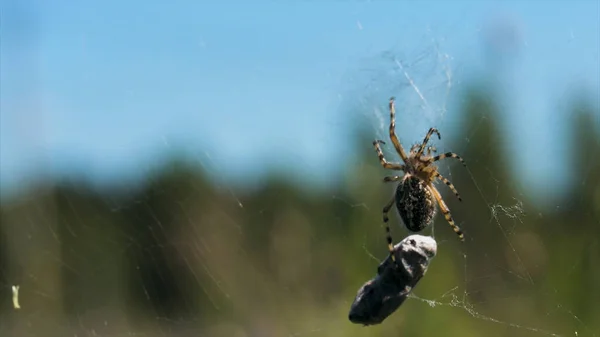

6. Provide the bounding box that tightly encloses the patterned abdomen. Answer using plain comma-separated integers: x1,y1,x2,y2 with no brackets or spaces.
395,177,436,232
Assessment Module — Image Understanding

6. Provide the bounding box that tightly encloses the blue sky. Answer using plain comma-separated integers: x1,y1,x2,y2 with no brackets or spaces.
1,1,599,200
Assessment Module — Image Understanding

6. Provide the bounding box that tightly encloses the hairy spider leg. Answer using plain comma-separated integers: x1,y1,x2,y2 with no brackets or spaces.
410,144,437,156
433,172,462,201
388,97,409,162
427,185,465,241
431,152,467,167
372,140,405,170
416,128,441,157
382,197,397,261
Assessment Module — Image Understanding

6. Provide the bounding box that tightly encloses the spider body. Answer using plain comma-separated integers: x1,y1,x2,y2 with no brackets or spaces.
373,97,467,262
395,176,436,232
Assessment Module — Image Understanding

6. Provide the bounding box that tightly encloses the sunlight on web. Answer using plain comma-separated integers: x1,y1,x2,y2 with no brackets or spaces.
350,33,458,142
407,292,563,337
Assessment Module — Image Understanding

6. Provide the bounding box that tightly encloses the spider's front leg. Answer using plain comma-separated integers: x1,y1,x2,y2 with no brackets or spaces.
372,140,405,170
416,128,441,157
388,97,410,162
430,152,467,167
410,144,436,156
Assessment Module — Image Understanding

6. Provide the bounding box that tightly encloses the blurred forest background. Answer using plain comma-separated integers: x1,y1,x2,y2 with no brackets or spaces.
1,3,600,336
1,79,599,336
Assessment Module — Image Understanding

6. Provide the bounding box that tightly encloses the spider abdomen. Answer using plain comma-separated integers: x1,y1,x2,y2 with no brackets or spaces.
395,177,436,232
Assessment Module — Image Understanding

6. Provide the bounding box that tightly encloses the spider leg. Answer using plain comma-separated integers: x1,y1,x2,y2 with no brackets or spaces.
383,176,402,183
433,172,462,201
427,185,465,241
373,140,405,170
416,128,441,157
413,145,436,155
388,97,410,162
412,145,436,155
430,152,467,167
382,196,397,261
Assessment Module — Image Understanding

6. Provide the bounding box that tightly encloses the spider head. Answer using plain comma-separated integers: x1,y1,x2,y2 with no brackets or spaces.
409,142,437,160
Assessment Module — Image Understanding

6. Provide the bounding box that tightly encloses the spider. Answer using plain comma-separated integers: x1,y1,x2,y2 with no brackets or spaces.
372,97,467,261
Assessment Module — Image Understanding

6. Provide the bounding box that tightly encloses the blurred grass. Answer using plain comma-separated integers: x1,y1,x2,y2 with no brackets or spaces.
1,84,599,337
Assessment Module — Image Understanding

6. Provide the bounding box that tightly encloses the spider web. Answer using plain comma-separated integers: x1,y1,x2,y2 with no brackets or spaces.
331,23,597,337
1,4,599,337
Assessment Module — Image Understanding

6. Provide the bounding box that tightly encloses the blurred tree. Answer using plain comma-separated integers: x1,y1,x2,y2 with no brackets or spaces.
449,83,528,286
543,95,600,334
0,84,598,337
117,160,219,327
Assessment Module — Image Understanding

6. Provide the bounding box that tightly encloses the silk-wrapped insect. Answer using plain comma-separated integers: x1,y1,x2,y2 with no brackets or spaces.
348,234,437,326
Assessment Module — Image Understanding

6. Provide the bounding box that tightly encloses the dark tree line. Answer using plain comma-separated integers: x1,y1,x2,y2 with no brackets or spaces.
1,85,598,336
